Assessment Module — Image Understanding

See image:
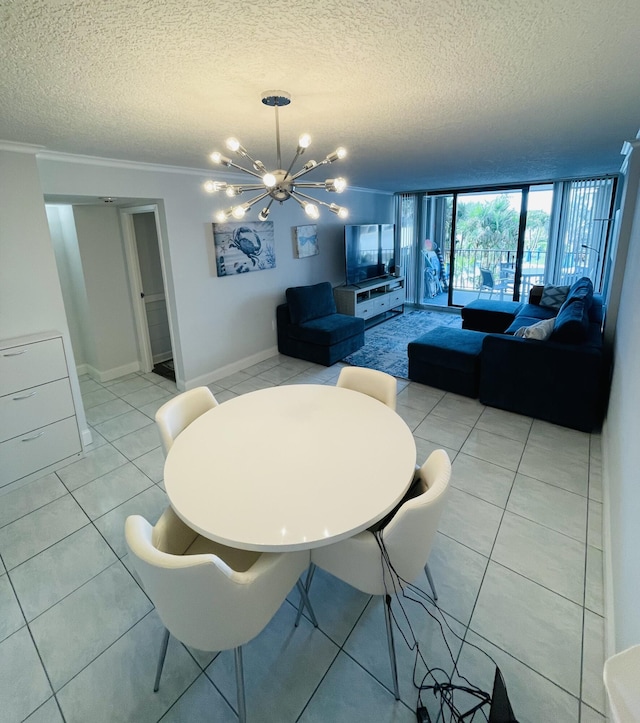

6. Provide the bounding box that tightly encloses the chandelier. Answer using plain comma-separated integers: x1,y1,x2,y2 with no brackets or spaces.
204,91,348,222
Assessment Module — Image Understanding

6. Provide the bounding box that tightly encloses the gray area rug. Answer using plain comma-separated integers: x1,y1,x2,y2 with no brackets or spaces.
343,309,461,379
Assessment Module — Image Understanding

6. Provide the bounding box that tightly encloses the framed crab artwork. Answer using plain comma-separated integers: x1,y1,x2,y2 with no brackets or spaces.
213,221,276,276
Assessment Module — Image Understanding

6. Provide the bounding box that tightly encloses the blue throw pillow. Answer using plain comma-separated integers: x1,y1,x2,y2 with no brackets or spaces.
286,282,337,325
550,298,589,343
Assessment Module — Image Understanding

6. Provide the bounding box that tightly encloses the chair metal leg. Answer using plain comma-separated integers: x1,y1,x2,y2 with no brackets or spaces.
234,647,247,723
294,563,317,628
296,580,318,628
383,595,400,700
153,628,170,692
424,562,438,601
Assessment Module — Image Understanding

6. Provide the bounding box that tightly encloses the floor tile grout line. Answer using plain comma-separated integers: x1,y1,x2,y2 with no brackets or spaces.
48,608,161,700
464,626,584,705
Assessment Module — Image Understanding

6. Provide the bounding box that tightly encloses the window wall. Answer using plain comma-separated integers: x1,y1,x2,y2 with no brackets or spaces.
398,177,618,309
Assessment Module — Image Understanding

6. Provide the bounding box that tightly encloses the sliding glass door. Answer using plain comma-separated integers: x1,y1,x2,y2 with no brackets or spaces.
449,190,522,306
400,176,617,309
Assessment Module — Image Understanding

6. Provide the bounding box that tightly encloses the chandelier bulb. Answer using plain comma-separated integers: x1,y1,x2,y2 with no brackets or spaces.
263,173,277,188
298,133,311,150
325,147,347,164
215,209,229,222
258,207,270,221
334,177,347,193
225,186,237,197
204,180,216,193
253,160,267,173
226,137,241,152
210,152,232,166
232,204,247,219
329,203,349,219
304,202,320,220
303,160,318,171
326,177,347,193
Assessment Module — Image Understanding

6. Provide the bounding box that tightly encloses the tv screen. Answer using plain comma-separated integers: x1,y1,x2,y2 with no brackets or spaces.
344,224,395,286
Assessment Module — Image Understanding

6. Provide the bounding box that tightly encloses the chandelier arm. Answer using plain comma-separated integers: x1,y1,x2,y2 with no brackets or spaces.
291,189,325,204
225,160,264,180
243,191,272,209
293,182,332,189
234,185,267,193
290,193,309,212
290,164,319,181
283,149,303,178
290,192,348,218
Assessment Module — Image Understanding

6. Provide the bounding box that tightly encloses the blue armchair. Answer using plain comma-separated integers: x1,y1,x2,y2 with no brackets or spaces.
277,282,365,366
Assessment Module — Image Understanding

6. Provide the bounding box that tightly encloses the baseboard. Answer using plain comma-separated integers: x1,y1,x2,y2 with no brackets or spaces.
184,346,279,390
153,351,173,365
601,420,616,659
84,361,141,383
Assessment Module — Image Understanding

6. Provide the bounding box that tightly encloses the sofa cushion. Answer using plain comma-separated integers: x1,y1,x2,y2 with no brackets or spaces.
513,317,555,340
540,284,570,310
551,298,589,343
516,303,557,321
288,313,363,346
461,299,521,332
286,282,337,325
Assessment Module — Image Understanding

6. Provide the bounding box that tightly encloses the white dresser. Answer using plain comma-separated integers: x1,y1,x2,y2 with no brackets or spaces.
0,331,82,490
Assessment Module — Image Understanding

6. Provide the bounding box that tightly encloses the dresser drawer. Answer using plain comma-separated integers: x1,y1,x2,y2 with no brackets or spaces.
0,416,82,488
0,337,67,396
0,378,75,444
355,301,377,318
388,290,405,307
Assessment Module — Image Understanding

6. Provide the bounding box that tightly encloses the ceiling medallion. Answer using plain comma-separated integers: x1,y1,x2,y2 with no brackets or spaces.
204,90,348,222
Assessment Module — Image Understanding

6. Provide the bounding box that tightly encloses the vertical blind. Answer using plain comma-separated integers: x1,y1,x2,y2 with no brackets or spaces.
552,177,615,290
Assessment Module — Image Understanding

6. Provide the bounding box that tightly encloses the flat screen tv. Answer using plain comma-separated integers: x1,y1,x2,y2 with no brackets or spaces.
344,223,395,286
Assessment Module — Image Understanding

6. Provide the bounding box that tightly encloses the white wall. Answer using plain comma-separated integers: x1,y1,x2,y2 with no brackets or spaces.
37,155,393,387
603,142,640,652
0,149,88,442
0,151,70,339
72,205,139,377
47,204,91,367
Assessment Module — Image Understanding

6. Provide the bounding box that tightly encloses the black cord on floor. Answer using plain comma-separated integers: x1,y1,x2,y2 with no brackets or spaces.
372,531,503,722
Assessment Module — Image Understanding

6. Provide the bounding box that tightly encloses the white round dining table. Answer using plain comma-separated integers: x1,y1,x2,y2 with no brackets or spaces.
164,384,417,552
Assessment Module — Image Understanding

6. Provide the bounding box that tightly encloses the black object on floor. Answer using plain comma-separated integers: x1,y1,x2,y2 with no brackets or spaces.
153,359,175,382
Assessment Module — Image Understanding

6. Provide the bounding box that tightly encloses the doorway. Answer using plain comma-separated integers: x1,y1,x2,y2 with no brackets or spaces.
120,205,175,380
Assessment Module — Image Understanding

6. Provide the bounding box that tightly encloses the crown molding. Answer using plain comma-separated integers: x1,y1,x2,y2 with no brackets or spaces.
34,149,390,194
0,140,46,154
35,149,220,177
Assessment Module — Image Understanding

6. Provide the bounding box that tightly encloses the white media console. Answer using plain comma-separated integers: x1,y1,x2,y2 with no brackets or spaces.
333,276,405,325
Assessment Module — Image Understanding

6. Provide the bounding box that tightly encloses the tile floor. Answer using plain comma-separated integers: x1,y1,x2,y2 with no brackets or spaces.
0,355,607,722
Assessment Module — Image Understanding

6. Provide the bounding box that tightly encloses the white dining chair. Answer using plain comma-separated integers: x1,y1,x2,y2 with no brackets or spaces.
336,366,397,411
300,449,451,700
125,507,316,723
155,386,218,455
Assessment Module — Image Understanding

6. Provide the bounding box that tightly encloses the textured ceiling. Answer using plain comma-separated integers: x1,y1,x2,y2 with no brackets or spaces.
1,0,639,192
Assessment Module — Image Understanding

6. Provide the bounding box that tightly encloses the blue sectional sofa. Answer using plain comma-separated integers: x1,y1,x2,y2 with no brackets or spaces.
409,278,608,431
277,282,365,366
